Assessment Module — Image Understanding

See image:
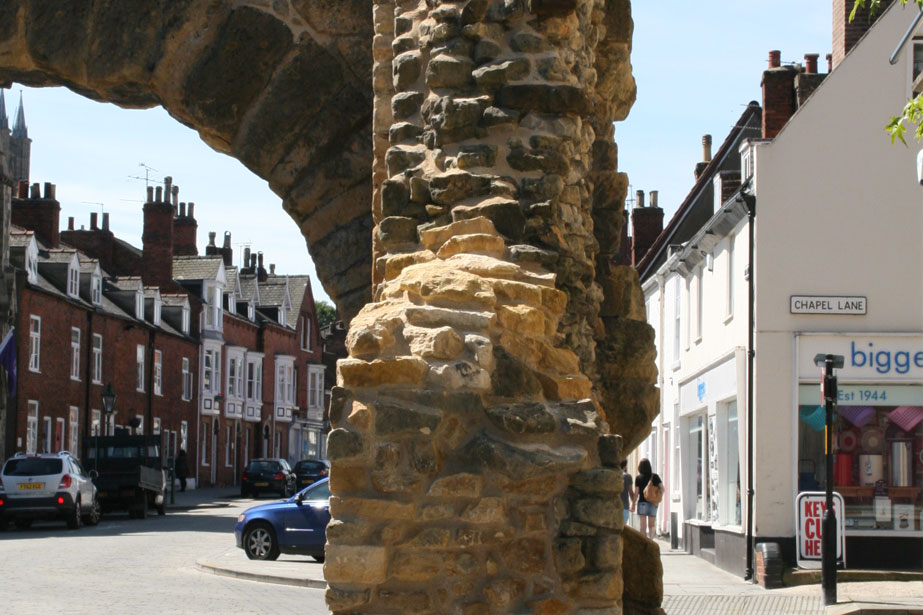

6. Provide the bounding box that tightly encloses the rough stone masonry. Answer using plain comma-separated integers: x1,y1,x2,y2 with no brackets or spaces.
0,0,661,612
327,1,660,613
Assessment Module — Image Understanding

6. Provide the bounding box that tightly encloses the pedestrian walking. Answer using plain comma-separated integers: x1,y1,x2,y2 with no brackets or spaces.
175,449,189,492
634,458,663,538
621,459,637,525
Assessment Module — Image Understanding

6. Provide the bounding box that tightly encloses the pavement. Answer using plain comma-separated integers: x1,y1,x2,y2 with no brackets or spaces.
173,489,923,614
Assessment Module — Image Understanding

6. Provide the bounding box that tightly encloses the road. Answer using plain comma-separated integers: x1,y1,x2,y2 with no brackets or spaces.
0,497,329,615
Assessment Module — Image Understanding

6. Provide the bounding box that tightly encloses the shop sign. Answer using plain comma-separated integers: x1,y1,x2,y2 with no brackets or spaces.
795,491,846,569
790,296,866,315
798,335,923,380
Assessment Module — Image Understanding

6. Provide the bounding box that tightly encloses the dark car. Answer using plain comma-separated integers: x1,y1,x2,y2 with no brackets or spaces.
293,459,329,489
235,478,330,561
240,458,295,498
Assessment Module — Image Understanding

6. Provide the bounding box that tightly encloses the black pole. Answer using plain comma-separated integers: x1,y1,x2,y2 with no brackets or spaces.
821,356,837,606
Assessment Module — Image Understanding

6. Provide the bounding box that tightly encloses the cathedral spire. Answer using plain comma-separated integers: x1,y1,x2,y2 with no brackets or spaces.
0,89,8,132
12,91,27,139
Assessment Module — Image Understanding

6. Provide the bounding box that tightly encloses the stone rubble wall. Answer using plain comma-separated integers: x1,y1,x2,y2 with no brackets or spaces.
328,1,658,613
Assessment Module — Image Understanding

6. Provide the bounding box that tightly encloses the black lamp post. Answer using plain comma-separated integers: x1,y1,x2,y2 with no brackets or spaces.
95,383,117,474
814,353,844,607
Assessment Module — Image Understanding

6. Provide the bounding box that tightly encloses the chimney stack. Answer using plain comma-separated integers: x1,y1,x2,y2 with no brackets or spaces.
102,212,109,231
243,247,251,271
173,199,198,257
762,50,798,139
804,53,819,74
142,176,175,287
257,252,267,282
221,231,233,267
147,186,154,203
695,135,713,179
208,231,216,247
90,212,98,230
631,189,664,267
68,217,74,231
796,53,828,106
11,181,61,247
269,263,276,275
833,0,893,69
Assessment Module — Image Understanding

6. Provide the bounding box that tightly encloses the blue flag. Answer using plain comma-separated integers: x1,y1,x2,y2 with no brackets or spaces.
0,328,16,397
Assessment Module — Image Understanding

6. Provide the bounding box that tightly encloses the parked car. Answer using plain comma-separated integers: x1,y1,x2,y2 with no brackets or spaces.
293,459,329,489
0,451,101,530
240,458,296,498
235,478,330,561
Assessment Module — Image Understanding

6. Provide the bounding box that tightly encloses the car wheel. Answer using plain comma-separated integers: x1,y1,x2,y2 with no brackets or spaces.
83,496,101,526
136,493,148,520
67,497,83,529
243,523,280,561
312,555,325,563
157,501,166,516
14,519,32,530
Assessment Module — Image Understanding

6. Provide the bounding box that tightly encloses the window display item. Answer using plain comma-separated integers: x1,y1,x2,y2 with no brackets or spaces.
858,454,883,486
838,405,875,428
874,496,891,522
837,429,858,453
860,427,884,453
890,441,913,487
892,504,915,531
835,453,853,485
800,405,826,432
888,406,923,433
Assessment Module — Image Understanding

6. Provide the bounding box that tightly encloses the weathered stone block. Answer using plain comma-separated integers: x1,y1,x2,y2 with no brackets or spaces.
392,91,424,120
325,586,370,611
325,545,387,584
426,54,474,89
510,30,546,52
505,536,548,575
327,428,367,463
461,432,585,480
393,50,423,89
491,347,543,399
622,526,663,610
555,538,586,574
428,472,484,498
437,233,507,259
591,534,623,570
389,121,423,144
457,144,497,169
377,215,419,246
451,198,526,241
497,83,590,115
481,105,518,126
385,145,426,176
485,401,556,434
390,549,443,581
338,357,428,388
330,496,415,521
484,577,527,610
460,497,506,524
472,58,531,88
374,403,440,435
428,171,493,206
571,468,623,494
572,497,622,530
597,434,622,468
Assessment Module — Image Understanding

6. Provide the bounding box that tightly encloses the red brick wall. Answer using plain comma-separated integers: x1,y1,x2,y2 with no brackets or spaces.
761,66,797,139
141,201,174,288
12,191,60,248
833,0,893,68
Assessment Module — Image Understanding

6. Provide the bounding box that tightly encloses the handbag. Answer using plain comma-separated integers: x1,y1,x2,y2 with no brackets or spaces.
643,478,663,505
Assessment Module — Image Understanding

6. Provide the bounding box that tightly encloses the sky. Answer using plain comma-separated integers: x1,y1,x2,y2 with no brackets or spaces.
4,1,838,306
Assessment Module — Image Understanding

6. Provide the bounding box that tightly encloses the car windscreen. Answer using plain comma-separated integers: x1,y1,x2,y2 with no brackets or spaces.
3,457,63,476
246,461,280,473
295,461,326,473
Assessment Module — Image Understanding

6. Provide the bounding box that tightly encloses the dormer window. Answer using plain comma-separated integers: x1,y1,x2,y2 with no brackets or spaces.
67,264,79,298
248,302,255,321
279,308,286,327
153,295,162,326
135,290,144,320
204,284,222,330
182,305,190,335
91,275,102,306
25,247,37,285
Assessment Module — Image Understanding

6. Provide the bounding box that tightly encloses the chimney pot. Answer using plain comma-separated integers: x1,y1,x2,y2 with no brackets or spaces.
163,176,172,197
90,212,98,230
17,180,28,198
179,202,186,217
155,186,163,202
702,135,712,162
769,50,781,68
68,217,75,231
650,190,659,209
270,264,276,275
102,212,110,231
44,182,55,200
243,247,251,267
208,231,216,246
147,186,154,203
30,183,40,199
223,231,231,249
258,252,264,267
804,53,819,74
171,185,179,207
188,203,195,218
635,190,645,209
826,53,833,72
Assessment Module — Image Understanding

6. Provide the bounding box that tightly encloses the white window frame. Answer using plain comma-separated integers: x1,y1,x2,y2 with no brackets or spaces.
180,420,188,452
91,274,102,305
135,414,144,435
29,315,41,372
203,346,222,395
136,344,145,392
70,327,81,381
694,266,704,343
205,284,222,330
42,416,52,453
153,349,163,396
672,279,681,365
301,316,312,351
153,296,162,326
201,420,209,465
153,417,162,435
910,38,923,96
247,355,264,402
307,365,325,411
135,290,144,320
182,357,193,401
67,264,79,298
26,401,38,454
91,409,101,437
92,334,103,384
181,305,190,335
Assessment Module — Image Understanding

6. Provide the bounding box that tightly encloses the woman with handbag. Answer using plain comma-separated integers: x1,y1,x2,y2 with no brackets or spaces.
634,458,663,539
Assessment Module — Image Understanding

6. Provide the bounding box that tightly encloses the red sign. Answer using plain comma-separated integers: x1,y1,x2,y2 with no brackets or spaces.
796,491,846,569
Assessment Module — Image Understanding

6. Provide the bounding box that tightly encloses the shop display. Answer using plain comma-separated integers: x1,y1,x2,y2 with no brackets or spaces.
888,406,923,432
893,504,915,531
860,426,884,453
858,454,883,486
839,405,876,428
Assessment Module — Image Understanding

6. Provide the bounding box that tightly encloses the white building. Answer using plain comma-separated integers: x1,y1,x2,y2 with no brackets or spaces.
638,2,923,576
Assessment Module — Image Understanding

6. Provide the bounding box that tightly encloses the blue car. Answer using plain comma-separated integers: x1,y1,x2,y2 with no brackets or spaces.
235,478,330,561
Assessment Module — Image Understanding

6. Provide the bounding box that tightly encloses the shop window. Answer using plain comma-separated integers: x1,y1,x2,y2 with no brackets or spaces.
689,414,709,521
720,400,742,526
798,384,923,535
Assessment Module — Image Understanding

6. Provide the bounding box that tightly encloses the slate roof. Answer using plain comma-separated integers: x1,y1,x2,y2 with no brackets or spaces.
172,255,222,280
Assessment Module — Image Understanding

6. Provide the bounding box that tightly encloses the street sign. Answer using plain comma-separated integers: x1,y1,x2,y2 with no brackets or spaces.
796,491,846,569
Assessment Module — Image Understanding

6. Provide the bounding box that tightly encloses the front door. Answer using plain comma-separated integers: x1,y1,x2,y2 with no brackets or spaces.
210,418,218,485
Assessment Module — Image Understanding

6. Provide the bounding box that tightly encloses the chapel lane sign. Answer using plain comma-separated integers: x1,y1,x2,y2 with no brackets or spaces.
790,295,867,315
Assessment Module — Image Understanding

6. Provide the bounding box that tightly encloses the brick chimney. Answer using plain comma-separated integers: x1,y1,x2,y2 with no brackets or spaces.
205,231,220,259
631,190,664,266
257,251,267,282
12,181,60,247
173,200,198,256
142,176,175,287
695,135,712,179
221,231,233,267
833,0,893,69
795,53,827,106
762,50,798,139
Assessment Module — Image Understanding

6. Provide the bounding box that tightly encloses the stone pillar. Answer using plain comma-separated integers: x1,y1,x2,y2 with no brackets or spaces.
327,1,648,613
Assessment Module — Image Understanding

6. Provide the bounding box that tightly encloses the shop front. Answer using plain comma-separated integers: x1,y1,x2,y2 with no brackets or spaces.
796,334,923,569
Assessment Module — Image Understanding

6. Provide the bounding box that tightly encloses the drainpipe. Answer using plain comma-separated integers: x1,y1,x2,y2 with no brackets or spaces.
83,310,94,458
147,327,155,439
743,190,757,580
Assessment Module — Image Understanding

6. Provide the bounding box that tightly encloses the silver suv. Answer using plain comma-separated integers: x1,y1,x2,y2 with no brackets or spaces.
0,451,101,530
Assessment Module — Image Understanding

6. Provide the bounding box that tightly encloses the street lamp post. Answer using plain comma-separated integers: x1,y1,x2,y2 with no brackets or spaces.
814,353,844,607
97,384,117,473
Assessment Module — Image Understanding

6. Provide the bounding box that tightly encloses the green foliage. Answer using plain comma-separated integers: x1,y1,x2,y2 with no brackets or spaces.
852,0,923,143
315,300,337,329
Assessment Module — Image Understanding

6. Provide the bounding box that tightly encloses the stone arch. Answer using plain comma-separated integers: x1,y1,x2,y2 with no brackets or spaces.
0,0,376,321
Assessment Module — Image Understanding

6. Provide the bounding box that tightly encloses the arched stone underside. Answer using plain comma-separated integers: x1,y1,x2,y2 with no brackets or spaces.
328,1,660,613
0,1,663,612
0,0,376,321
